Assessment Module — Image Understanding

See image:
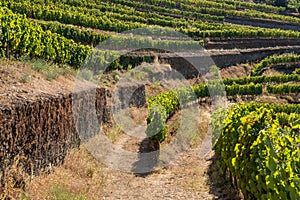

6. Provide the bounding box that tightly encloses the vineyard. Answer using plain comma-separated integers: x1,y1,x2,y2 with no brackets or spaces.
0,0,300,199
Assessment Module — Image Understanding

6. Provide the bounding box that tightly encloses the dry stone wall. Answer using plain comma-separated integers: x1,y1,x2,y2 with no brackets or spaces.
204,38,300,50
0,87,113,182
159,46,300,78
0,83,147,183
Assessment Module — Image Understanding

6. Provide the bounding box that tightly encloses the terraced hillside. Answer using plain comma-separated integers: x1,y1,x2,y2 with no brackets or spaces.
0,0,299,199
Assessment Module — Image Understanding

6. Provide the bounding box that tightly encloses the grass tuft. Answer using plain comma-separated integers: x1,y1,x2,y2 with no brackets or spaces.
50,184,87,200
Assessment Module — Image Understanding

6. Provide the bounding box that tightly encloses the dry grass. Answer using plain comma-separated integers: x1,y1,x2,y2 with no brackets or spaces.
102,124,122,143
129,107,148,126
0,59,78,107
145,82,166,97
164,105,211,148
27,147,108,200
220,64,252,79
0,155,31,200
263,68,283,76
180,168,210,192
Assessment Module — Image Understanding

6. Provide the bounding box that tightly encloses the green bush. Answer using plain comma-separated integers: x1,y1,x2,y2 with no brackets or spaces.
213,103,300,200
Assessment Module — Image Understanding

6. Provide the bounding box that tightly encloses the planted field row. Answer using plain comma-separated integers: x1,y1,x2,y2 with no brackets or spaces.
179,27,300,40
5,0,226,32
146,71,300,142
128,0,236,11
3,5,300,72
0,9,158,70
0,8,91,68
37,20,203,50
0,9,201,72
146,82,263,142
37,20,111,46
4,0,300,40
6,0,223,32
222,74,300,85
3,1,144,32
251,53,300,76
209,0,285,13
117,0,298,23
54,0,224,22
136,0,284,13
212,103,300,199
267,83,300,94
222,102,300,114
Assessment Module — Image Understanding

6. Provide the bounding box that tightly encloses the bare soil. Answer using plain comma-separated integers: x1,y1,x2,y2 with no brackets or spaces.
0,59,99,107
0,59,74,107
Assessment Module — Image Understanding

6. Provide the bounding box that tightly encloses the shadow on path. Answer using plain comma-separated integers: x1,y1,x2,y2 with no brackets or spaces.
132,138,160,177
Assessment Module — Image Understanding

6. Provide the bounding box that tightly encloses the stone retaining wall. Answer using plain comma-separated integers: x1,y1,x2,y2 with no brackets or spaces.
0,88,112,181
159,46,300,78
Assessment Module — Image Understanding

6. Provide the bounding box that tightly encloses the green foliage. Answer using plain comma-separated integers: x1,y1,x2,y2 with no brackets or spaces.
212,0,285,12
294,68,300,75
3,0,300,40
224,74,300,85
37,21,111,47
0,8,92,68
0,8,159,71
106,0,293,23
146,82,263,143
211,108,227,146
225,83,263,96
237,102,300,114
36,20,203,50
146,104,168,142
288,0,300,12
146,69,298,143
267,83,300,94
146,86,196,142
251,54,300,76
213,103,300,199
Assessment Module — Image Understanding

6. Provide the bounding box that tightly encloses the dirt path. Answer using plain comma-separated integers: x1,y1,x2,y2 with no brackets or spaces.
96,106,240,200
99,138,240,199
27,105,241,200
101,148,215,199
